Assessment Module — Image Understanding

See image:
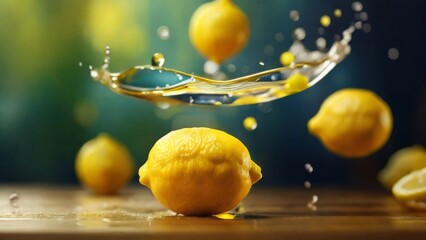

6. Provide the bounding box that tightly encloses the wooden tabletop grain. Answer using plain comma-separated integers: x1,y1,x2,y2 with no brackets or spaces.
0,185,425,240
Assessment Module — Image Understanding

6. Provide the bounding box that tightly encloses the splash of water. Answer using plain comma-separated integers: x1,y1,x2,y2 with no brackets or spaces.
90,26,354,106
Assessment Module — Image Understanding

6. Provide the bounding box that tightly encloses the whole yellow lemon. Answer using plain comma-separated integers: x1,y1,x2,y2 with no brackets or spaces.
75,133,134,195
308,88,393,158
139,127,262,216
189,0,250,63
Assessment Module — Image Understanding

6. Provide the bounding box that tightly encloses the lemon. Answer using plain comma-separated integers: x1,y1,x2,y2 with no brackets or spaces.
75,133,134,195
138,127,262,216
378,145,426,189
189,0,250,63
392,168,426,202
308,88,393,158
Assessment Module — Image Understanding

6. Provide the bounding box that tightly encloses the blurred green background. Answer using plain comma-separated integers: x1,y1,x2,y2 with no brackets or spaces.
0,0,425,186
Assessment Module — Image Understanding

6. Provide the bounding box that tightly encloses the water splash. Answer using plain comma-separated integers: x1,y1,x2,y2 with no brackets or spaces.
90,27,354,106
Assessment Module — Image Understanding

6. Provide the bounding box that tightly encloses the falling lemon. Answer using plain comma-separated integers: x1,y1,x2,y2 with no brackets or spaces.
75,133,134,195
378,145,426,189
308,88,393,158
189,0,250,63
139,127,262,216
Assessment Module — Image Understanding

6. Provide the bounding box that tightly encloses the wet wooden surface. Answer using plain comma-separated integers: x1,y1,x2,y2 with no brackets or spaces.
0,185,425,240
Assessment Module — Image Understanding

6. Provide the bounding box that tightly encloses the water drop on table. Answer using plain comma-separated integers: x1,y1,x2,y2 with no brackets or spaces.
9,193,19,209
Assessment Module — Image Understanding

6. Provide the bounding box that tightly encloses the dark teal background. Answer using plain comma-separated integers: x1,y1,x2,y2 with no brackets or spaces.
0,0,425,186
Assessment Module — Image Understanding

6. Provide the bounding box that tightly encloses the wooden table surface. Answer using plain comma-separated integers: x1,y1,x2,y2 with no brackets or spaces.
0,185,425,240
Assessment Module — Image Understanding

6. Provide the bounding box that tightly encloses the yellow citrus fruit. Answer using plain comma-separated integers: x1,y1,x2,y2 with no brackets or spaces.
75,133,134,195
378,145,426,189
308,88,393,158
392,168,426,202
138,127,262,216
189,0,250,63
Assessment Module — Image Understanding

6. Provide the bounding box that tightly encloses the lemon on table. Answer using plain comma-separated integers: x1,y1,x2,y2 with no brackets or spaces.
378,145,426,189
75,133,134,195
308,88,393,158
138,127,262,216
392,168,426,202
189,0,250,63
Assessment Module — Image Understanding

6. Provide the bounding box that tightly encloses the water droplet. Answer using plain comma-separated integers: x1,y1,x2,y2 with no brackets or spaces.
304,181,312,189
204,60,220,75
359,12,368,21
212,71,227,80
274,32,284,42
103,45,111,67
316,37,326,50
257,103,272,113
90,69,99,79
259,61,265,66
312,195,319,203
289,10,300,21
307,202,318,211
362,23,372,33
352,1,363,12
264,44,274,56
334,34,342,41
305,163,313,173
105,45,111,55
318,27,325,35
320,15,331,27
354,21,363,30
334,9,342,18
227,64,237,73
9,193,19,208
151,53,165,67
293,28,306,41
157,102,170,110
157,26,170,40
243,117,257,131
78,61,83,67
388,48,399,60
